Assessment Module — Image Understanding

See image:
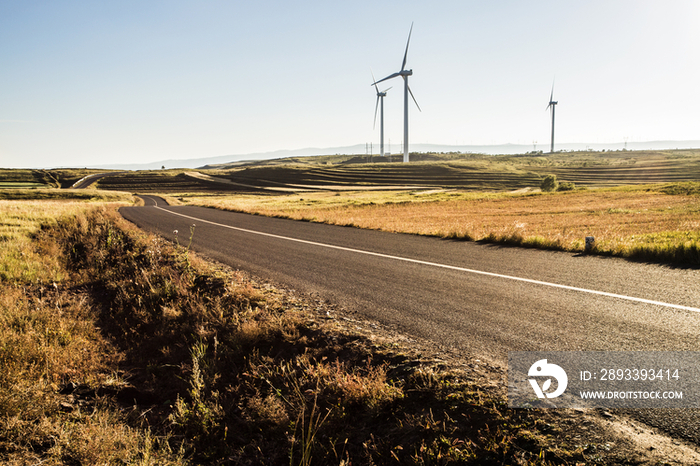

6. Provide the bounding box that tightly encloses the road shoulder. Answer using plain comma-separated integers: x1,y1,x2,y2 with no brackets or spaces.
229,264,700,464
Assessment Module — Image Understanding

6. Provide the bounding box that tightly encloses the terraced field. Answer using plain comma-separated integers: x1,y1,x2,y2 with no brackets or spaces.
218,162,541,191
94,171,260,193
524,155,700,186
205,149,700,193
4,149,698,194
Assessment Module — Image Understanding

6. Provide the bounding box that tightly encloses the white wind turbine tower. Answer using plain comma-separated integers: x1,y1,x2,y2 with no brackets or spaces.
371,71,391,157
546,81,558,153
373,23,421,163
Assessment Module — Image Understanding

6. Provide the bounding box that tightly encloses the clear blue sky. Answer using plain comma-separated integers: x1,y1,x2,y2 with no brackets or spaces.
1,0,699,168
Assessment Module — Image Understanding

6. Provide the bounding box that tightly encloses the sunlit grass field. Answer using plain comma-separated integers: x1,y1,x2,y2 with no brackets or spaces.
0,189,134,283
168,182,700,264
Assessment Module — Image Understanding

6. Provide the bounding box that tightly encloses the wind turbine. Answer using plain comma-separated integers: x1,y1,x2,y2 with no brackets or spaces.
372,71,391,157
373,23,421,163
546,82,558,153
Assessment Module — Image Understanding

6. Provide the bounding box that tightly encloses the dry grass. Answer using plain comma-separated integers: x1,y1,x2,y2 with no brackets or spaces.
169,183,700,264
0,191,133,283
1,190,675,464
0,193,184,465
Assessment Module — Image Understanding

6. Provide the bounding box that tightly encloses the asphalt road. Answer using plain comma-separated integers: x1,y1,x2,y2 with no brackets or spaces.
72,171,126,189
120,195,700,441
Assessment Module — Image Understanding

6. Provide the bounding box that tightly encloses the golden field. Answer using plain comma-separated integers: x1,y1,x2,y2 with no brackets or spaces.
168,183,700,264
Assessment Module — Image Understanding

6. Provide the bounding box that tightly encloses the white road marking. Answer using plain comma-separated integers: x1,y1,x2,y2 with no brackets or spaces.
149,200,700,314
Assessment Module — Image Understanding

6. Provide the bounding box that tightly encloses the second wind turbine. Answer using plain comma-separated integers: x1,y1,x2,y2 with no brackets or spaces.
373,23,421,163
372,71,391,157
546,82,558,153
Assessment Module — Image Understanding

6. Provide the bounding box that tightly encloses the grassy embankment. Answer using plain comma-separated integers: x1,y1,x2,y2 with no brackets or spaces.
167,182,700,266
1,190,618,464
0,190,183,464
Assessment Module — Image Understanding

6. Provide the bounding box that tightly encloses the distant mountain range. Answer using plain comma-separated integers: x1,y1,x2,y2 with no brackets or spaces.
82,140,700,170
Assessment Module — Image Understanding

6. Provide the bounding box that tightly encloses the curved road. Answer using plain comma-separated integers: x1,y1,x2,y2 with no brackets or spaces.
120,195,700,441
72,171,126,189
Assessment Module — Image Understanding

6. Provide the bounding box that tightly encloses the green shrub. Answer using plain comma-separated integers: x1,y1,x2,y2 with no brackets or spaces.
540,174,558,192
557,181,576,191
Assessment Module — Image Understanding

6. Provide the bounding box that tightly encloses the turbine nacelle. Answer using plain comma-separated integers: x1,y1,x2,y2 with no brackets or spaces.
375,87,391,98
372,69,413,86
546,82,557,110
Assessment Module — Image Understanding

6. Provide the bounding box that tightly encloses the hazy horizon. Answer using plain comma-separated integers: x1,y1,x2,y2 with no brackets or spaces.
22,139,699,171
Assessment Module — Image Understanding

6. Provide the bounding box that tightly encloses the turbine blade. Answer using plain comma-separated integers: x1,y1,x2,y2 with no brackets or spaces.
373,72,401,85
407,82,421,112
373,95,380,129
401,22,414,71
549,79,555,103
371,69,380,94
